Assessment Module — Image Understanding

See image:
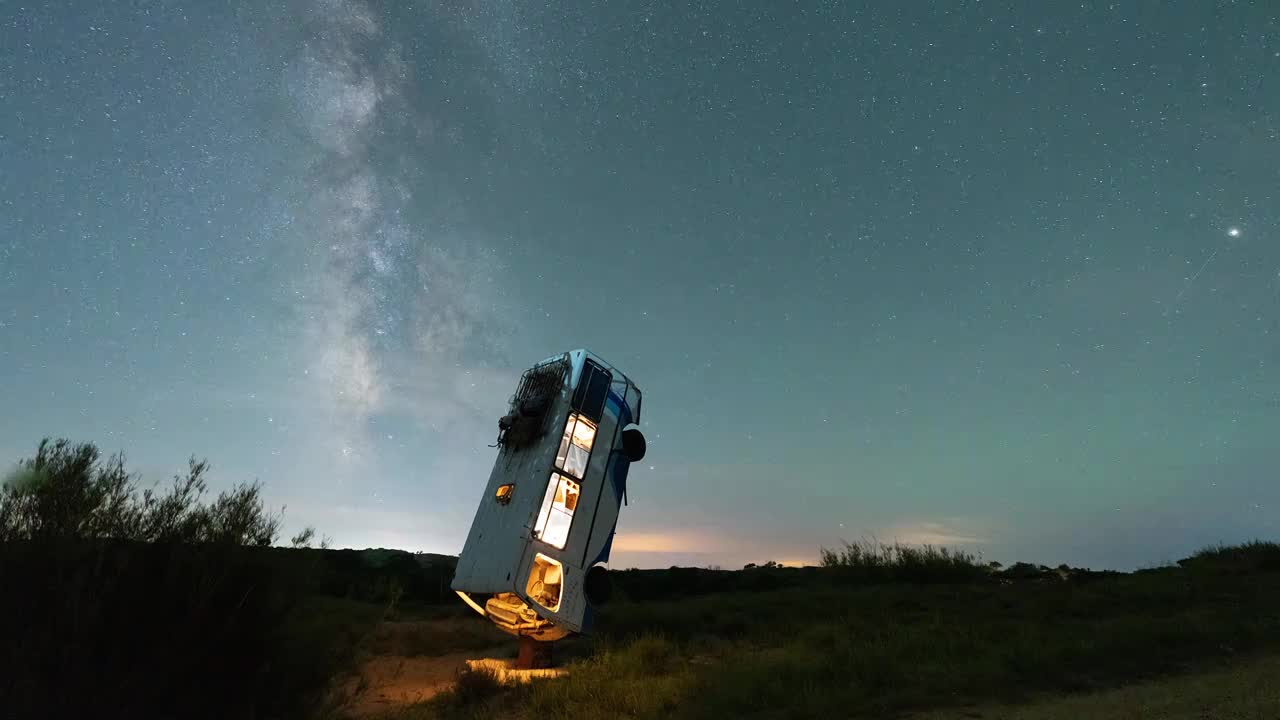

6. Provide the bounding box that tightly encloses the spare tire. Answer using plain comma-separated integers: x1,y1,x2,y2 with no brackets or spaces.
621,425,646,463
584,565,612,606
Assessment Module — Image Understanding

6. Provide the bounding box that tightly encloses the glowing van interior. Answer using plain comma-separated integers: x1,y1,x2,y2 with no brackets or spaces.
526,553,564,612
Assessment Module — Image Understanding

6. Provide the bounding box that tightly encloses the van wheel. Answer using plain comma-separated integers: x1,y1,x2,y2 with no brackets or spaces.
621,426,646,463
584,565,612,606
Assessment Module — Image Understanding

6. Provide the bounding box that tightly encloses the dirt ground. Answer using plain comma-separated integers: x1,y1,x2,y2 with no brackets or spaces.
336,614,515,718
338,614,590,718
342,651,478,718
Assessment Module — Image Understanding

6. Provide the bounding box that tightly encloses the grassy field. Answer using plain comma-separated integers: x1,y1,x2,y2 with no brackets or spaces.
5,442,1276,718
351,541,1280,720
912,653,1280,719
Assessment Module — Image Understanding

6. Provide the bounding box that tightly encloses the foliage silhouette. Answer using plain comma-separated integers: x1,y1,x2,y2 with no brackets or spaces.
0,438,279,545
0,438,360,720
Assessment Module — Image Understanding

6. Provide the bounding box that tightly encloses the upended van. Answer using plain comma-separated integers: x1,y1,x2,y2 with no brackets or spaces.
451,350,646,641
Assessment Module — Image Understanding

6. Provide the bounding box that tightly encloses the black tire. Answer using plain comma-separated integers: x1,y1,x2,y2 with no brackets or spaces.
584,565,612,606
621,426,646,463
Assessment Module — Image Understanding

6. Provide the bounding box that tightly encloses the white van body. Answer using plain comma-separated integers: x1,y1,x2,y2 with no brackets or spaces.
451,349,645,640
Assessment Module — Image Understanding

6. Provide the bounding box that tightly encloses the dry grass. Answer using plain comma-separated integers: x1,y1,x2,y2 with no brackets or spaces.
914,653,1280,720
363,616,511,658
820,537,984,572
387,542,1280,720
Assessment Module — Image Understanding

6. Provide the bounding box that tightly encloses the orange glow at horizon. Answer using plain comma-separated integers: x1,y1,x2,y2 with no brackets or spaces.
606,521,987,569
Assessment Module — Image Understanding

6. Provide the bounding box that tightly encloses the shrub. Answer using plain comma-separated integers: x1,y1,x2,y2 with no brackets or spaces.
0,438,279,544
818,538,988,583
0,438,356,720
1000,561,1053,580
1179,540,1280,574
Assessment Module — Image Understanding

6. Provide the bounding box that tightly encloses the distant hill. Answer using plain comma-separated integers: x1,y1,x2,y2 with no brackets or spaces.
346,547,458,570
413,552,459,569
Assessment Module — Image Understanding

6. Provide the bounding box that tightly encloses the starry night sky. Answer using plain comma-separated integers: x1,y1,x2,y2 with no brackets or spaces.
3,1,1278,570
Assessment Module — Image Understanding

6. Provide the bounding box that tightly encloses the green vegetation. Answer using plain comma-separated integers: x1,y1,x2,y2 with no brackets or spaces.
0,438,281,544
397,540,1280,720
1178,539,1280,574
0,439,403,720
6,437,1278,720
913,653,1280,719
819,537,990,582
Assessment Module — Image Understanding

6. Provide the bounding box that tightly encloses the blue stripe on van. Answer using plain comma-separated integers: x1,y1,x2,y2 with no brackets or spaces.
590,444,632,566
606,390,632,426
593,391,634,567
604,392,633,502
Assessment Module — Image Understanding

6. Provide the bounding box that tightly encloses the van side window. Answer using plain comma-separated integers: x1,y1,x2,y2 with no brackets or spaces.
534,410,599,549
572,360,612,423
555,412,597,480
532,473,579,549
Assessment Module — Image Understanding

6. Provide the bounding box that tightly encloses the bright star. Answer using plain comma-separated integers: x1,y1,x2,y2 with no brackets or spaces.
1227,227,1242,238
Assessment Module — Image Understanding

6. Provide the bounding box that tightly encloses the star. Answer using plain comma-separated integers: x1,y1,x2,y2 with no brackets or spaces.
1227,227,1242,238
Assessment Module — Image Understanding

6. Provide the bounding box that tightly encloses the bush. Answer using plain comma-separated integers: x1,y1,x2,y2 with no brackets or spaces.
0,438,279,544
0,438,357,720
818,538,989,583
1000,561,1054,580
1179,540,1280,574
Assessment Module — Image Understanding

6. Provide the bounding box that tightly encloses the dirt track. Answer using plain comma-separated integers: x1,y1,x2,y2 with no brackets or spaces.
344,651,476,717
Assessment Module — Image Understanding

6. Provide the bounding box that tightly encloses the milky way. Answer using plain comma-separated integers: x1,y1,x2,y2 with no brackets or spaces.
280,0,516,471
